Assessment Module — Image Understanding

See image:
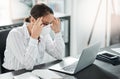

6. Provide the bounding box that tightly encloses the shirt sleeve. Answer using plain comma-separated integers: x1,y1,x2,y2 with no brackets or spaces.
6,29,40,70
45,32,65,60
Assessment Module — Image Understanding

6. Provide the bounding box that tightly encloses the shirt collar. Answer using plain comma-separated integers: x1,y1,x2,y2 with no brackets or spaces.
23,22,30,39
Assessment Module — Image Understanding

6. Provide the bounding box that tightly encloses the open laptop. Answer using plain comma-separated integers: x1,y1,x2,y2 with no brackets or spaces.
49,42,101,74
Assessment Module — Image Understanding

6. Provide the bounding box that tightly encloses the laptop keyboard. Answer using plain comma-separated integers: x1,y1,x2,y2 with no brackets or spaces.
62,62,77,72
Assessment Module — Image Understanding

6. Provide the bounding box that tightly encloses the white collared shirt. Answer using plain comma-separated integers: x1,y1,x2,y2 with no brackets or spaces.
2,23,65,70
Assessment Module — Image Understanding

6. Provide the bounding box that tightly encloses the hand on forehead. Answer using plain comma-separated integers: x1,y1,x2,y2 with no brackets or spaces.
42,14,54,25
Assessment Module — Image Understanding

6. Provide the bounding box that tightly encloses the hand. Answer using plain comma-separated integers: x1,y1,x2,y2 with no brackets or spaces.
51,18,61,33
31,17,44,39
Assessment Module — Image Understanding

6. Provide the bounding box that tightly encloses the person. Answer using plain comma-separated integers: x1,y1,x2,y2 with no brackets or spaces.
2,3,65,71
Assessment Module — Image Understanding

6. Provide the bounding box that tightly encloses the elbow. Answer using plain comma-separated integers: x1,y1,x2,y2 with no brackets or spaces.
56,45,65,60
24,62,34,70
24,58,35,70
25,66,34,70
56,53,63,60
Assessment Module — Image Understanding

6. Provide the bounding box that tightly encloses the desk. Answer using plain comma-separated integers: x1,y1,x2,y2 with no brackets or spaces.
0,44,120,79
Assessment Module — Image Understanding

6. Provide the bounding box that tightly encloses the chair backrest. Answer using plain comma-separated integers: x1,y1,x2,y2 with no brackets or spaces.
0,29,11,73
0,23,23,73
0,30,11,57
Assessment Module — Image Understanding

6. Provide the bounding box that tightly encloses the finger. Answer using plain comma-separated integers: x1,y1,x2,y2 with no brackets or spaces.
33,18,40,27
57,19,60,24
52,18,57,25
55,17,57,20
56,18,60,23
57,18,60,22
36,18,41,24
39,17,43,25
39,17,43,22
55,18,59,24
37,17,43,27
41,24,44,27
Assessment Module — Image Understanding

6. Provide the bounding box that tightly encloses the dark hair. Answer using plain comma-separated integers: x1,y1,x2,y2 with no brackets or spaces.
25,3,54,22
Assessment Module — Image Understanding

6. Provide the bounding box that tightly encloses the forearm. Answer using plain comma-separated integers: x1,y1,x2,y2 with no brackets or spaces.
23,37,40,69
46,33,65,59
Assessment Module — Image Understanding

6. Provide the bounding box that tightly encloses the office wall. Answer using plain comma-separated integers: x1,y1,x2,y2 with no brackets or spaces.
110,0,120,45
0,0,113,62
0,0,11,26
65,0,112,57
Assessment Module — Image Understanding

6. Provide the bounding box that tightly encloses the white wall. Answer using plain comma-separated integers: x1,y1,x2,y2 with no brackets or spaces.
65,0,112,57
0,0,12,26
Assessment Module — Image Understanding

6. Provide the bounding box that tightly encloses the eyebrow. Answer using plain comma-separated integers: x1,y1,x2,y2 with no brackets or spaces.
44,21,52,24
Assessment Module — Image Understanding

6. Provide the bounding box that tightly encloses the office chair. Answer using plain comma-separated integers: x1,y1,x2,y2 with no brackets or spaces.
0,23,23,73
0,29,11,73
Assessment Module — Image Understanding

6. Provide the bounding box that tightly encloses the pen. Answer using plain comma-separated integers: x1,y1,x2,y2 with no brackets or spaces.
35,75,43,79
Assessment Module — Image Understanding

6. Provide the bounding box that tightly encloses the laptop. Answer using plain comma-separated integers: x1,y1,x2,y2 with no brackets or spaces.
49,42,101,74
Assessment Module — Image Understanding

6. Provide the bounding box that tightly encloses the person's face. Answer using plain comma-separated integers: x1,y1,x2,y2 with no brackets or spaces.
42,14,54,26
30,14,54,27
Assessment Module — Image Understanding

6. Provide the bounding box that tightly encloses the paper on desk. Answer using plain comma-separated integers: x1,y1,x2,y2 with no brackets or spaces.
14,72,39,79
0,72,14,79
32,69,63,79
111,48,120,54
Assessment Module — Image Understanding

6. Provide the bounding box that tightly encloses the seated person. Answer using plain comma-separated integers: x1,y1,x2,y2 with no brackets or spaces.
2,3,65,71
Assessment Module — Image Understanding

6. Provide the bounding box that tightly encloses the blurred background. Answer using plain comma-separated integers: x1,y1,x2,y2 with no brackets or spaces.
1,0,120,60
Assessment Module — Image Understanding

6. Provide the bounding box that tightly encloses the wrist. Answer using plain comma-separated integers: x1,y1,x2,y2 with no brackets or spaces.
31,34,39,39
54,30,60,33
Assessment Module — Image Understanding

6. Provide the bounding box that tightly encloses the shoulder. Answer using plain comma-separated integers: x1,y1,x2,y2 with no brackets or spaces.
8,26,24,38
